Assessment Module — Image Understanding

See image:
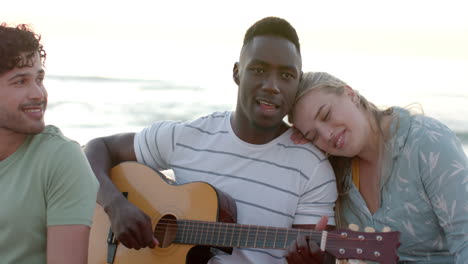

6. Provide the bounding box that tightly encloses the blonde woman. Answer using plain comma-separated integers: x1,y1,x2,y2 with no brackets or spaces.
289,72,468,263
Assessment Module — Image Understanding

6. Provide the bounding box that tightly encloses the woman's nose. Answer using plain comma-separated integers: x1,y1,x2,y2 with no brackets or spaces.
318,126,334,141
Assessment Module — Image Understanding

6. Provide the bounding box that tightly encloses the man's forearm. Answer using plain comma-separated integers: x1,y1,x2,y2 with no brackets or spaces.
84,138,122,209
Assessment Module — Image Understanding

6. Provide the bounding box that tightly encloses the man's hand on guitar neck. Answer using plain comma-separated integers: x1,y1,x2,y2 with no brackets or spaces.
106,195,159,250
285,216,334,264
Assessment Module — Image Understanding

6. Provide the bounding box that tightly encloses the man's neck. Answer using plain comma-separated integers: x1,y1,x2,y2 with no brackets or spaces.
0,131,28,161
230,113,290,145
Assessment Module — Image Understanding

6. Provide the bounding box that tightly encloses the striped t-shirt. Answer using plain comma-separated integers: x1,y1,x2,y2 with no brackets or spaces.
134,111,337,264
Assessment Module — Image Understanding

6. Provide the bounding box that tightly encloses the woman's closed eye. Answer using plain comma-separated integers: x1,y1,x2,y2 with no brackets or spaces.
323,109,330,121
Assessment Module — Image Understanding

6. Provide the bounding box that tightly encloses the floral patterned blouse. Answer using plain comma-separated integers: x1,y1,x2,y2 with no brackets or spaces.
340,107,468,263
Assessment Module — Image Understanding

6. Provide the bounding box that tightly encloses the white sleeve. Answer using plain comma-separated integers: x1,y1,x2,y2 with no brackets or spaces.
294,159,338,226
134,121,181,171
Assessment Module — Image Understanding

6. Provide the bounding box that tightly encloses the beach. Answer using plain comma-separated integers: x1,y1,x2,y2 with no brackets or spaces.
45,75,468,155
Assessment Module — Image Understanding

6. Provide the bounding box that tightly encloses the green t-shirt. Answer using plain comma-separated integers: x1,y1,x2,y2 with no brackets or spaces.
0,125,99,264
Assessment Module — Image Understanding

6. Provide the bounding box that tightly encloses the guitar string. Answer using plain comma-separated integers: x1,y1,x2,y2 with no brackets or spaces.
148,220,395,255
153,227,388,252
152,219,391,237
153,235,388,253
152,223,390,252
154,223,333,240
150,218,390,241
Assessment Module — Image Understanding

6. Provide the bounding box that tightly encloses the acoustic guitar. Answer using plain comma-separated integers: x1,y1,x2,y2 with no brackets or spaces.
88,162,400,264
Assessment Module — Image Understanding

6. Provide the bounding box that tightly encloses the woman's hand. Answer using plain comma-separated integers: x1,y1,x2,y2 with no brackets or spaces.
290,126,310,145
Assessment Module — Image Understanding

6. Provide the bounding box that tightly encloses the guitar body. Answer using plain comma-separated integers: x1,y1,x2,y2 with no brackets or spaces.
88,162,237,264
88,163,400,264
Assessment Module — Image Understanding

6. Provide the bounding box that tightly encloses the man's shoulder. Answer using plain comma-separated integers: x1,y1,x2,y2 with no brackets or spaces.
148,111,230,129
31,125,81,153
277,130,328,163
174,111,231,134
137,111,231,147
39,125,76,142
188,111,230,125
11,126,86,177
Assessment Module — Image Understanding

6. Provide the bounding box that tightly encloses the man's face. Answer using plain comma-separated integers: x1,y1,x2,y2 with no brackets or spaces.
0,52,47,136
234,35,302,131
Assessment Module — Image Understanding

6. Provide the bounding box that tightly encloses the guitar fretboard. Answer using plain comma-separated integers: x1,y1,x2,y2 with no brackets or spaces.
174,219,320,249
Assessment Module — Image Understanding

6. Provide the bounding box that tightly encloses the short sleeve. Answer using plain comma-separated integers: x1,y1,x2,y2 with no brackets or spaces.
294,159,338,226
46,142,99,227
134,121,181,171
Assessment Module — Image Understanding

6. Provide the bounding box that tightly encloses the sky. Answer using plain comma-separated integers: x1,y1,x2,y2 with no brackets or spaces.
2,0,468,107
2,0,468,152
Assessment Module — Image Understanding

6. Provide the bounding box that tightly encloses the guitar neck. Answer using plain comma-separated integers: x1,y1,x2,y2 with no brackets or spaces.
174,219,321,249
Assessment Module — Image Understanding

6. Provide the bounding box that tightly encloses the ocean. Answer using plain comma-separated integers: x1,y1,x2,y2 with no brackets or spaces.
44,75,468,156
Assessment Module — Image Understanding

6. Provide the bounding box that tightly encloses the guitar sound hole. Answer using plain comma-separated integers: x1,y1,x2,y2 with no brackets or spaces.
155,214,178,248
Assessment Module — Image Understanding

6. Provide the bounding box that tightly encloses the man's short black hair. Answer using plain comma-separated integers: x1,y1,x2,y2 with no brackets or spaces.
0,23,46,75
243,17,300,54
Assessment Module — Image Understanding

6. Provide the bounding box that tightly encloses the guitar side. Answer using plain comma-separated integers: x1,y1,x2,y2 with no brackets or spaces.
88,162,237,264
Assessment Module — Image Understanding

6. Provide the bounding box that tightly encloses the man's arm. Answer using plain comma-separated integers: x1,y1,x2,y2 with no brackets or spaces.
47,225,90,264
84,133,136,211
84,133,157,249
285,144,338,263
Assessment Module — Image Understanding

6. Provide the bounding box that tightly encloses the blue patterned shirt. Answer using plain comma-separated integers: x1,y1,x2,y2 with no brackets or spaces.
340,107,468,263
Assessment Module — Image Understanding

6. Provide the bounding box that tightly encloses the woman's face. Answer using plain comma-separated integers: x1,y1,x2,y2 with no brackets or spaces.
292,87,370,157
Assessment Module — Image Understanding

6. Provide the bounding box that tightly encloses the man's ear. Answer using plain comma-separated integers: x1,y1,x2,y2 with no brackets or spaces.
233,62,240,85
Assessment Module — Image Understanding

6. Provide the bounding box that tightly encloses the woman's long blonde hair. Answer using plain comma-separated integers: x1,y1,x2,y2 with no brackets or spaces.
289,72,394,196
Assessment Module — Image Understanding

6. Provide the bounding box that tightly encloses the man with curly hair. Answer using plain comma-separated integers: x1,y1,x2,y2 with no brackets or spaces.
0,23,99,264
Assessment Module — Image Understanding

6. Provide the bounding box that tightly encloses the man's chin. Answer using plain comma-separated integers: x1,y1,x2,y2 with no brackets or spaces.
20,123,46,135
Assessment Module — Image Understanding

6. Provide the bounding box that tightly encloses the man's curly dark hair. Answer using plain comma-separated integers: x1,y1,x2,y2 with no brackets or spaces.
0,23,47,75
243,17,300,54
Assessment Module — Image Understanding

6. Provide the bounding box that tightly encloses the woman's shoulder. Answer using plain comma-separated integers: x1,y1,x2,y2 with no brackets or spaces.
411,113,448,132
390,107,458,155
392,107,451,137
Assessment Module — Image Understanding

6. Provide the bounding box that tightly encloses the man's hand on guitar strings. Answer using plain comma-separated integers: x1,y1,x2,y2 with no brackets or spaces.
107,196,159,250
285,216,330,264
